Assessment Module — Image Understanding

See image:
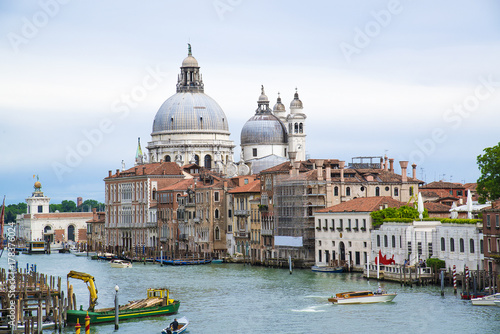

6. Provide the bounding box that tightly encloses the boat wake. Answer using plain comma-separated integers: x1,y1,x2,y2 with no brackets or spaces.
291,305,326,313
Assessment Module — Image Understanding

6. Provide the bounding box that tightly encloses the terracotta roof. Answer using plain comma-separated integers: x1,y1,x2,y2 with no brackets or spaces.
463,183,477,191
423,202,451,212
420,190,441,198
158,179,194,192
316,196,406,213
421,181,465,189
228,180,261,194
106,162,183,179
32,212,93,219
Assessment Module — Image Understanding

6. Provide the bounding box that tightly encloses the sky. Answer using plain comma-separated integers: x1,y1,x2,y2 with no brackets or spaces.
1,0,500,205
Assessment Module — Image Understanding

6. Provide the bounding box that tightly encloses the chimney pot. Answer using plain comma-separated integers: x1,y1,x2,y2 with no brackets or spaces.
389,159,394,172
412,163,417,179
400,161,408,183
108,170,112,177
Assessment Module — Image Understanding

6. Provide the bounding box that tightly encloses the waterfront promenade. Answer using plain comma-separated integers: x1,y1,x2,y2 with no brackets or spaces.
1,253,499,333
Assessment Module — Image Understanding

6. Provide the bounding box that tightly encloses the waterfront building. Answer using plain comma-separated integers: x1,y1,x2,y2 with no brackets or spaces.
371,220,483,271
16,181,91,244
482,200,500,273
146,45,236,173
227,178,260,257
103,162,185,255
314,196,405,270
86,208,105,251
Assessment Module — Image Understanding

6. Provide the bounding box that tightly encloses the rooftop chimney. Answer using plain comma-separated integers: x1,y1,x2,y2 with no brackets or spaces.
389,159,394,173
108,170,112,178
412,163,417,179
325,165,331,181
116,169,120,176
339,161,345,182
316,159,324,181
384,155,388,171
400,161,408,183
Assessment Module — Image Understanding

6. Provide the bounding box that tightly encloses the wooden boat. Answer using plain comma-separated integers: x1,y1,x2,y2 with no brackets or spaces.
211,259,223,264
97,252,118,260
328,290,397,304
161,316,189,334
471,293,500,306
311,265,344,273
66,288,180,325
110,259,132,268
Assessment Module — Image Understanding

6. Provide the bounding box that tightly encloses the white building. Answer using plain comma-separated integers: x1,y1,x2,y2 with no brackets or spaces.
314,196,405,270
16,181,91,244
371,220,483,272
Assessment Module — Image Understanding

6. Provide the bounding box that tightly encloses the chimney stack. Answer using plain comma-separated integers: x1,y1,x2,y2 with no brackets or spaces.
412,163,417,179
116,169,120,176
326,164,331,181
389,159,394,173
108,170,112,178
339,161,345,182
384,155,388,171
400,161,408,183
316,159,324,181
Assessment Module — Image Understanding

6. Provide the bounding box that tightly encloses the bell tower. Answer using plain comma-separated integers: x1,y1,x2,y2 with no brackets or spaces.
287,88,306,161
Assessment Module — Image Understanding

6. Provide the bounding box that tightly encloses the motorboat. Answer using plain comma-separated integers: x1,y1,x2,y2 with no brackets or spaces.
311,265,344,273
471,293,500,306
211,259,223,264
161,316,189,334
494,300,500,307
110,259,132,268
328,290,397,304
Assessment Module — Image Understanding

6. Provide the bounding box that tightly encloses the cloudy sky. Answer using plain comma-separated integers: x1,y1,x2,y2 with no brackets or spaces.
1,0,499,205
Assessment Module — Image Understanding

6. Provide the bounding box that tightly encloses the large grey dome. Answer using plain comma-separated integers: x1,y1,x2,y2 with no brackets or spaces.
241,113,288,145
152,92,229,134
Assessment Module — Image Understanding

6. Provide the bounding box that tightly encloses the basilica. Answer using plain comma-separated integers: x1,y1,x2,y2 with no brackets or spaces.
146,45,306,174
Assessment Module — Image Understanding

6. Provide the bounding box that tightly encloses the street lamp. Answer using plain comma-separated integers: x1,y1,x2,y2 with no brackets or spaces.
160,246,163,267
114,285,119,330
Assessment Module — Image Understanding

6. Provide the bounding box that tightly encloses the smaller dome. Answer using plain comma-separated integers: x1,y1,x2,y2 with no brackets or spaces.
290,89,303,109
258,85,269,103
182,55,199,67
273,93,286,112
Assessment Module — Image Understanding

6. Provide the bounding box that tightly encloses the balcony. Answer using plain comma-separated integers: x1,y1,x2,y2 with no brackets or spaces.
235,232,249,238
193,217,200,223
146,222,157,228
234,209,250,216
262,229,273,236
179,234,188,241
185,202,195,207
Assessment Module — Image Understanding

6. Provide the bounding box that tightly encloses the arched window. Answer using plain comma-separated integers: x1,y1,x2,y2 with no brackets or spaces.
384,235,388,247
460,238,465,253
377,235,380,247
441,237,445,251
450,238,455,252
394,187,399,196
215,226,220,240
204,155,212,169
294,123,298,133
392,235,396,248
67,225,75,242
299,123,303,133
375,187,380,196
469,239,475,253
214,209,219,219
334,186,339,196
346,187,351,196
194,154,200,165
165,155,171,162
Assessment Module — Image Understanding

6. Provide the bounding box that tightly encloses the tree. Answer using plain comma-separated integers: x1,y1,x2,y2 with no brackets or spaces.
477,142,500,203
370,205,428,227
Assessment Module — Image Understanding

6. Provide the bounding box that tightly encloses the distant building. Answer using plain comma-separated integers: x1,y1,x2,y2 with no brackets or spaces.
86,208,105,251
482,200,500,273
16,181,91,244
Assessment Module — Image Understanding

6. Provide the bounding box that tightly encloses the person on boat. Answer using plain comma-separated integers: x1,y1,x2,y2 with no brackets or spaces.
170,318,179,331
376,285,383,294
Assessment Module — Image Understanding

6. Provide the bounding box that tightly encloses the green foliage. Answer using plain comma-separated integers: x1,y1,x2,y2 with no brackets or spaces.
440,218,481,225
371,205,428,227
426,258,445,271
4,203,27,223
77,199,101,212
50,200,77,212
477,142,500,202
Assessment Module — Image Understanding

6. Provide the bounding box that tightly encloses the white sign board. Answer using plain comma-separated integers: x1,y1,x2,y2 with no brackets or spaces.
274,236,303,247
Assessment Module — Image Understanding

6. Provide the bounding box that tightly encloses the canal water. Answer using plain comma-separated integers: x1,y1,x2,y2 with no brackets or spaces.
1,253,499,333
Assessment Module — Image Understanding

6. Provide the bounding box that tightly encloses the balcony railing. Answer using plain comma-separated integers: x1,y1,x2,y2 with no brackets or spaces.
193,217,200,223
235,232,249,238
262,229,273,236
146,222,157,228
234,209,250,216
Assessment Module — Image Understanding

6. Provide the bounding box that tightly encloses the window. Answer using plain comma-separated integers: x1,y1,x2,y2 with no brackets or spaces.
407,241,411,255
252,148,257,157
355,219,359,229
488,238,491,252
347,219,351,229
457,190,463,196
377,235,381,247
470,239,475,253
480,239,484,253
363,219,366,230
214,209,219,219
317,219,321,229
394,187,399,196
400,235,402,248
441,237,445,251
392,235,396,248
497,215,499,228
346,187,351,196
384,235,388,247
375,187,380,196
214,191,220,202
418,242,422,255
428,242,433,258
165,155,171,162
385,186,390,191
38,205,43,213
450,238,455,252
460,238,465,253
497,239,500,252
228,224,232,232
334,187,339,196
339,219,343,229
204,155,212,169
409,186,414,196
215,226,220,240
487,215,491,228
331,219,335,230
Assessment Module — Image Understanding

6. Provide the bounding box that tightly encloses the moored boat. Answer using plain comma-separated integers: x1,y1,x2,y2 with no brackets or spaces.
110,259,132,268
471,293,500,306
161,316,189,334
211,259,223,264
311,265,344,273
328,290,397,304
158,258,211,265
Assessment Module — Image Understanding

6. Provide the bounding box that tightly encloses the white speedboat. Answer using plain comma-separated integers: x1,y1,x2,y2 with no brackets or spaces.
494,300,500,307
472,293,500,306
328,290,397,304
110,259,132,268
161,316,189,334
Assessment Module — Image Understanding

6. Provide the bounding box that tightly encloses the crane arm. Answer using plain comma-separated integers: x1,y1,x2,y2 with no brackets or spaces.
67,270,98,311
